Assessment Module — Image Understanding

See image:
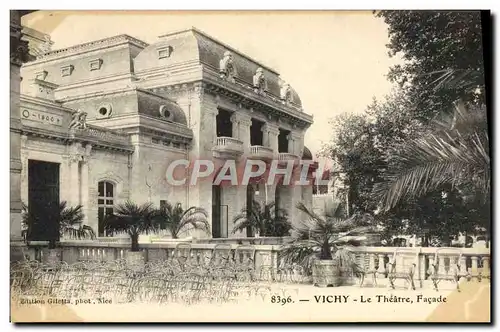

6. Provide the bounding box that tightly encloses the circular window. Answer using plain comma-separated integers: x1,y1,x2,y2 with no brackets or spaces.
96,103,112,119
159,105,174,121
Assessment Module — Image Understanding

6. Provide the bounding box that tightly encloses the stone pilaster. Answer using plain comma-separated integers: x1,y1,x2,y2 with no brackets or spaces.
10,11,32,243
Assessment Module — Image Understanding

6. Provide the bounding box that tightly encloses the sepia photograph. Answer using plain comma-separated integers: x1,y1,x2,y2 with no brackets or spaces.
9,9,491,323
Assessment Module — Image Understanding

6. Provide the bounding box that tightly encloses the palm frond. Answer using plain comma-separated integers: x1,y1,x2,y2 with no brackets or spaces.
157,202,209,239
232,200,292,237
375,103,490,211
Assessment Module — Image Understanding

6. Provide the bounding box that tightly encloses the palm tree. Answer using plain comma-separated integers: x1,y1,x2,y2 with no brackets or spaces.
22,201,96,249
280,202,378,274
374,101,490,211
104,201,160,251
58,201,96,242
156,202,210,239
232,200,291,237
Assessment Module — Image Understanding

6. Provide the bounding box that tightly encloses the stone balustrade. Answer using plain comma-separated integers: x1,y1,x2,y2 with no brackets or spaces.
249,145,275,161
73,125,131,148
212,136,244,159
15,241,490,283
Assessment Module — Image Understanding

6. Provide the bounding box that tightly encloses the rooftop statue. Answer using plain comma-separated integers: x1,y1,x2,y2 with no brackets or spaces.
253,67,268,95
219,51,237,83
280,81,293,104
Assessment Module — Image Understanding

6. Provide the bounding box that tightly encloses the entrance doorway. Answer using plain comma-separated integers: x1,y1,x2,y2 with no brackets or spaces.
27,160,60,241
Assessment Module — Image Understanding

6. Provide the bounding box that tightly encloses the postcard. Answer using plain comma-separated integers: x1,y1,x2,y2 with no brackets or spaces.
9,10,491,323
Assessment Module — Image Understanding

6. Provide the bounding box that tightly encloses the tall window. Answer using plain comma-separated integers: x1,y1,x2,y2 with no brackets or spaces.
278,129,290,153
98,181,115,237
216,109,233,137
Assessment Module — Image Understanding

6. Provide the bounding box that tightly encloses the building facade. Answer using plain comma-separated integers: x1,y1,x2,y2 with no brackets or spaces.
18,27,315,240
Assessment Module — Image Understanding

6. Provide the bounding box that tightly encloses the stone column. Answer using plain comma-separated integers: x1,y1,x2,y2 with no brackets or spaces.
291,130,305,157
264,123,280,156
230,113,239,139
261,126,269,147
287,134,294,154
10,11,31,243
233,112,252,154
69,155,81,207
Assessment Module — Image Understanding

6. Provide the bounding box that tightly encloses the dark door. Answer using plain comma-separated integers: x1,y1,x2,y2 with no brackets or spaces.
27,160,60,241
212,185,222,238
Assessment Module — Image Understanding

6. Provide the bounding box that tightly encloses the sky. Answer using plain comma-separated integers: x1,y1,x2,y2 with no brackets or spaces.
22,10,403,157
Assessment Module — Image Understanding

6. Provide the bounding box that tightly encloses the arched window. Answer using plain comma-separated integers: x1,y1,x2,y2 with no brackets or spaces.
97,181,115,237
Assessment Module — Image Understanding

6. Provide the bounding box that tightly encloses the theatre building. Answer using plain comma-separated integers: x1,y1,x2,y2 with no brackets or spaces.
18,27,315,240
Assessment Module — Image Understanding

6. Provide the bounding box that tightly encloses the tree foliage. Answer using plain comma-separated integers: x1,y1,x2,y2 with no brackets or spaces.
322,12,489,244
376,10,485,121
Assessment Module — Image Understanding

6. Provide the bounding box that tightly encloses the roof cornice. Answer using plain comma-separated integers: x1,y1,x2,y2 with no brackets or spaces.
25,34,149,65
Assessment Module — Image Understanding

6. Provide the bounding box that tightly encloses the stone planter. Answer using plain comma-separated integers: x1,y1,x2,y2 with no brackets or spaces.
312,260,341,287
126,250,145,273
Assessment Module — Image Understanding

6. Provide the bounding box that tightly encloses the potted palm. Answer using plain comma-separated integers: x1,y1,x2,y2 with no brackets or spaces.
156,202,210,239
280,202,377,287
103,201,160,270
22,201,96,264
232,200,291,237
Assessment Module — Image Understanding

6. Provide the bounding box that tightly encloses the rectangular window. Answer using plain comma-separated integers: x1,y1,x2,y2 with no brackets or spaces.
98,182,104,196
105,185,113,197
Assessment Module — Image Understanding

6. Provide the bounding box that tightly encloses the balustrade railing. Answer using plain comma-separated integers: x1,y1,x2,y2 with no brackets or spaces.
249,145,274,160
72,125,130,146
214,136,243,148
278,152,299,162
16,242,490,284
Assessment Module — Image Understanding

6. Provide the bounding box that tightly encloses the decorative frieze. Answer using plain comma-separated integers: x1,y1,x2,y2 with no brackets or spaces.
202,82,312,129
